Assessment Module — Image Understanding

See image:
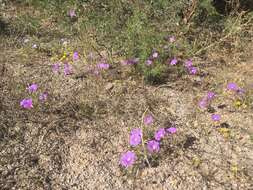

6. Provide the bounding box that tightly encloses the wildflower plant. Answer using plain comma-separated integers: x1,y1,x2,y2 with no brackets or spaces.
120,151,137,168
20,98,33,109
120,111,178,169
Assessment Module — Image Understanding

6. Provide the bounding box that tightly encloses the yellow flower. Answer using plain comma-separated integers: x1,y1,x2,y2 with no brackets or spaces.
231,165,238,175
218,128,230,138
235,100,242,107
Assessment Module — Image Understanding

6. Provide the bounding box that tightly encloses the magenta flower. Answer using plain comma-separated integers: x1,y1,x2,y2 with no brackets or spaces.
170,58,178,65
184,60,193,68
129,128,142,147
189,67,197,75
166,127,177,134
120,151,137,168
207,92,215,100
147,140,160,153
169,36,176,43
152,52,159,59
211,114,221,121
121,58,139,65
52,63,60,73
146,59,153,66
97,63,110,70
144,114,154,125
39,92,48,102
154,128,166,141
198,98,208,109
24,38,29,43
20,98,33,109
64,63,72,75
68,9,76,18
27,83,38,93
227,83,238,91
73,51,79,61
237,88,245,95
93,69,100,75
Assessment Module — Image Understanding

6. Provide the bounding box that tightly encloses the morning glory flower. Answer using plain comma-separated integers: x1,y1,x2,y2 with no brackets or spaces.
52,63,60,73
120,151,137,168
227,83,238,91
64,63,72,75
20,98,33,109
184,60,193,68
129,128,142,147
73,51,79,61
24,38,29,43
170,58,178,65
198,97,208,109
211,114,221,121
169,36,176,43
97,63,110,70
121,58,139,65
39,92,48,102
207,92,215,100
154,128,166,141
68,9,76,18
147,140,160,153
237,88,245,95
144,114,154,125
152,52,159,59
146,59,153,66
27,83,38,93
189,67,197,75
166,127,177,134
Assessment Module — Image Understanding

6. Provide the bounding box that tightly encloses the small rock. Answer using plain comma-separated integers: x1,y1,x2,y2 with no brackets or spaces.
105,83,114,91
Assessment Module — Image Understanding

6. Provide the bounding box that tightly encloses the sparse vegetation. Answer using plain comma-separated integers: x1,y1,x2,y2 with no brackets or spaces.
0,0,253,189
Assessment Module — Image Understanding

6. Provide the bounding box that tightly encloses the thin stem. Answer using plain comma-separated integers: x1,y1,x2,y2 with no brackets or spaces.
141,107,151,168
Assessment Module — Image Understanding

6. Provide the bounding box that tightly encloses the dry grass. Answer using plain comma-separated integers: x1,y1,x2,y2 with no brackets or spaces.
0,2,253,190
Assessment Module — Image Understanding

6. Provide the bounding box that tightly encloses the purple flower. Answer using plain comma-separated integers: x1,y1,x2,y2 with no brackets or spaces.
73,51,79,61
144,114,154,125
152,52,159,59
207,92,215,100
129,128,142,147
166,127,177,134
24,38,29,43
120,151,137,168
64,63,72,75
39,92,48,102
120,60,128,66
68,9,76,18
146,59,153,66
20,98,33,109
227,83,238,91
211,114,221,121
32,44,37,49
237,88,245,95
147,140,160,153
184,60,193,68
97,63,110,70
52,63,60,73
169,36,176,43
189,67,197,75
170,58,178,65
198,98,208,109
121,58,139,65
93,69,100,75
154,128,166,141
27,83,38,93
